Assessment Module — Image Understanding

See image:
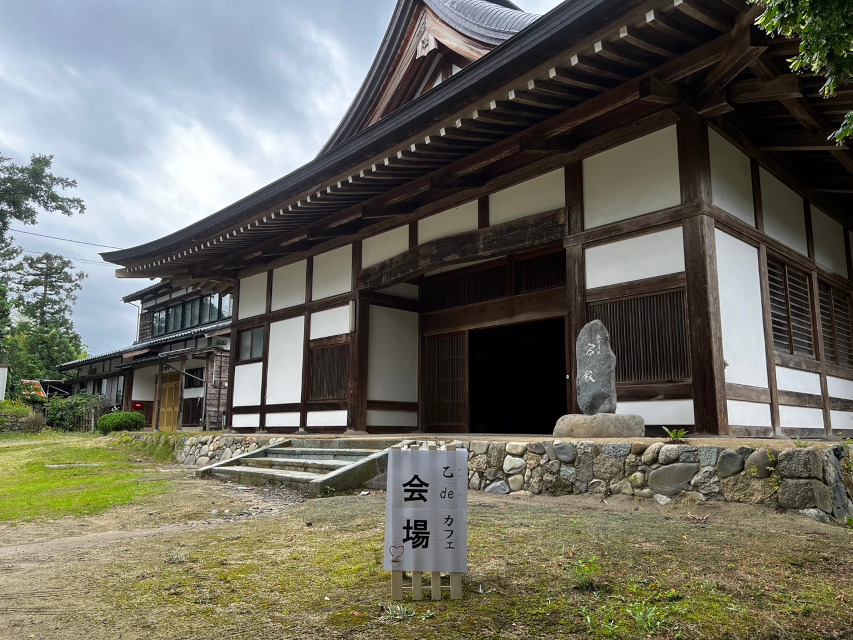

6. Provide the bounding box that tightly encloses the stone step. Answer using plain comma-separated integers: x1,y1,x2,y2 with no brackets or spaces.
241,457,349,473
208,465,319,490
265,447,378,462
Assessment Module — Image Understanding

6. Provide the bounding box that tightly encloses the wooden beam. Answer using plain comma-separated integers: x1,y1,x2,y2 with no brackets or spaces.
520,134,575,153
547,66,616,92
618,24,681,59
811,177,853,194
639,76,681,105
757,131,841,151
673,0,732,33
700,25,768,101
683,215,728,434
358,208,567,290
727,74,802,104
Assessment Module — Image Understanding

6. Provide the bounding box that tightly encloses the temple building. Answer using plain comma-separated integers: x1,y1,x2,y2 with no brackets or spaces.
102,0,853,438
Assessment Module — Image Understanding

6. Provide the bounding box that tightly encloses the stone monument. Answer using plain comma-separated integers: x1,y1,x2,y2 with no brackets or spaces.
553,319,645,438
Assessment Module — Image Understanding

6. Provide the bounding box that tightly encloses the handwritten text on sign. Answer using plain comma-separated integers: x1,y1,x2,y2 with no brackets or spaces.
383,447,468,572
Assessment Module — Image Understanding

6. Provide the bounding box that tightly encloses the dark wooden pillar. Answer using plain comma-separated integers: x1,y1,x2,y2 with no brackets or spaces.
347,297,370,432
683,215,728,434
565,241,585,415
122,369,134,412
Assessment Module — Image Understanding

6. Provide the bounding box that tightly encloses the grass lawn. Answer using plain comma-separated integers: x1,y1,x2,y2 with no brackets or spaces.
0,431,169,521
0,433,851,639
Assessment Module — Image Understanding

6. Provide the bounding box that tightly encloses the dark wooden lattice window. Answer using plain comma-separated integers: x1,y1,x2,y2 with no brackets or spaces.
819,282,853,366
588,290,691,383
515,251,567,294
422,265,508,312
767,260,814,357
423,334,465,427
308,344,349,400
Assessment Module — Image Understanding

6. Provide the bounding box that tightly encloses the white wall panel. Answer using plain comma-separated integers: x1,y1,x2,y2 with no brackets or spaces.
132,366,156,402
811,206,847,276
271,260,307,311
617,400,694,425
779,405,824,429
489,169,565,225
828,375,853,400
367,307,418,402
238,272,267,320
266,316,305,404
312,245,352,300
310,304,352,340
584,126,681,228
709,128,754,225
184,387,204,399
367,410,419,428
307,410,347,427
830,410,853,430
585,227,684,289
233,362,263,407
760,168,807,255
418,201,478,243
716,230,768,388
232,413,260,428
362,226,409,268
776,366,821,395
266,412,300,427
727,400,772,427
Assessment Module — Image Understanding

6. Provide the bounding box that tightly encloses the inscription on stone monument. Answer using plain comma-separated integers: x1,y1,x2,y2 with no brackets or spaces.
576,319,616,415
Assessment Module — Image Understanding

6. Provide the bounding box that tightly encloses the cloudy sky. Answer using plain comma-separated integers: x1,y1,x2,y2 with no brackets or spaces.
0,0,562,356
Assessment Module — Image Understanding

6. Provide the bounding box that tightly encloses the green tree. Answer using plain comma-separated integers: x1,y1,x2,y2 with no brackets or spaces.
753,0,853,142
0,154,85,239
0,236,21,358
12,253,86,330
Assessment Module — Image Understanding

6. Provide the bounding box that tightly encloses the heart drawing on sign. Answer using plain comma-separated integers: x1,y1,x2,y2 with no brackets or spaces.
389,546,404,564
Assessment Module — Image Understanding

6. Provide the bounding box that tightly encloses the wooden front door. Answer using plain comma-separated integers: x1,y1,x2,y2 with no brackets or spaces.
158,373,181,432
422,333,467,432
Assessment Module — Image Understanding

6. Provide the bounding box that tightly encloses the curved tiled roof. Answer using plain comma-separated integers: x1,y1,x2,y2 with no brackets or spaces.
423,0,540,46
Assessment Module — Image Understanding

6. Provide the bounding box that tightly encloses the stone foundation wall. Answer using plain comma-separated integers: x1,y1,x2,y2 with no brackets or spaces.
0,411,44,432
460,439,853,524
126,433,853,523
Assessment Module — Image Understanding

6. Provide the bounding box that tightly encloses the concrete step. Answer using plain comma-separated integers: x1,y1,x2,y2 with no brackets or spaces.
208,465,319,490
265,447,378,462
241,457,349,474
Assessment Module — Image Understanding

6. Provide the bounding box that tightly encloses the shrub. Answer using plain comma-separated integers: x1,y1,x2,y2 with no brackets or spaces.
46,394,112,431
0,399,30,419
97,411,146,434
19,413,46,432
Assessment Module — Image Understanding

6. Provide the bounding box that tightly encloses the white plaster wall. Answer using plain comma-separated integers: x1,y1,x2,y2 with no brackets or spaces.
232,414,260,428
617,400,694,425
488,169,565,226
266,316,305,404
378,283,420,300
828,375,853,400
184,387,204,399
362,226,409,268
585,227,684,289
812,206,847,276
760,168,807,255
779,405,824,429
310,304,352,340
132,366,156,402
776,367,821,395
0,368,6,401
367,307,418,402
271,260,307,311
830,410,853,430
716,230,768,388
232,362,263,407
266,412,300,427
418,201,478,243
726,400,772,427
238,272,267,320
367,410,418,428
307,410,347,427
584,126,681,229
312,245,352,300
709,128,754,226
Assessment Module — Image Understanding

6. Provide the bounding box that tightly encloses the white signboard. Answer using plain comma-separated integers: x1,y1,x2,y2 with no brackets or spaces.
384,447,468,573
0,366,8,402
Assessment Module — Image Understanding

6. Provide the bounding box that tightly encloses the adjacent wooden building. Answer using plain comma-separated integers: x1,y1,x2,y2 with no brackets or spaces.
103,0,853,438
59,282,233,431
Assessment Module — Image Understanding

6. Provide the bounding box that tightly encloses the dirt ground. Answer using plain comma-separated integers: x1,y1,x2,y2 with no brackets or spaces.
1,466,852,639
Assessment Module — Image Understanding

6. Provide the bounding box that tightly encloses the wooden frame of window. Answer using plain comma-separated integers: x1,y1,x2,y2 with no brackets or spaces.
307,335,350,402
818,281,853,367
767,257,815,358
237,326,265,363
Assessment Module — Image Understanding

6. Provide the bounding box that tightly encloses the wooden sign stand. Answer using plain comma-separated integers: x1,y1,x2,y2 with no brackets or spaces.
390,442,463,601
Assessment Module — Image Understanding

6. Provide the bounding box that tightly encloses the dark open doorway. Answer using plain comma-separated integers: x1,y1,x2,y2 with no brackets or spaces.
468,317,568,434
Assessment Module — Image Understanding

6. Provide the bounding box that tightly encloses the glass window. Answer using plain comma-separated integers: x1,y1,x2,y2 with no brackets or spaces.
185,367,205,389
220,294,233,319
201,294,217,324
238,327,265,361
239,330,253,361
251,327,264,359
189,298,201,326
